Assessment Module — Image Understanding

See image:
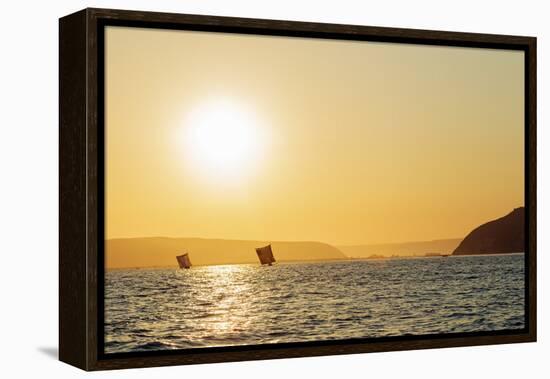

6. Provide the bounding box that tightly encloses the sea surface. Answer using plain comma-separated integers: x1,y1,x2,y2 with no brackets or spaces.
104,254,525,353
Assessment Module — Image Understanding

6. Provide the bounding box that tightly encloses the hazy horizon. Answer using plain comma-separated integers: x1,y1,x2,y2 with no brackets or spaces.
105,235,462,269
106,234,463,245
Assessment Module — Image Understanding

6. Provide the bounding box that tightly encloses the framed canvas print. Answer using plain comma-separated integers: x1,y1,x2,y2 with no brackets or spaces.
59,8,536,371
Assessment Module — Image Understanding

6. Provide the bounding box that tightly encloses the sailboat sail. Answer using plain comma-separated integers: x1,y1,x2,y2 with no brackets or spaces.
256,244,276,265
176,253,192,269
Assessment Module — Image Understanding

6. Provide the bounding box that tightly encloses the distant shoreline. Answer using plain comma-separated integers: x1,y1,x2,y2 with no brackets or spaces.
106,252,525,271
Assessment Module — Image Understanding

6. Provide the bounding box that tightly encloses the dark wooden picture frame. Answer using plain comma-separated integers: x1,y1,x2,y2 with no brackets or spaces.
59,8,536,371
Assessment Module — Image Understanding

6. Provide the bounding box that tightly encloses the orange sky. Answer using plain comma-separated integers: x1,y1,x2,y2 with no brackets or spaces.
105,26,524,245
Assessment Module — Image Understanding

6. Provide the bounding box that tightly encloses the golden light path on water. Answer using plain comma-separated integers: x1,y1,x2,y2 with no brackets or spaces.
192,265,255,337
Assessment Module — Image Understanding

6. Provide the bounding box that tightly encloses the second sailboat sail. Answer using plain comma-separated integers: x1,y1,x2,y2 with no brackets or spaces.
255,244,276,266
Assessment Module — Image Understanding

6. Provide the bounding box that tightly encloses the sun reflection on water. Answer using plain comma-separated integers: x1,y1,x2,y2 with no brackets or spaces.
193,264,257,339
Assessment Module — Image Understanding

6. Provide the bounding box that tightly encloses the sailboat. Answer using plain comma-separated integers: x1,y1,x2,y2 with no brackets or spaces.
176,253,192,269
255,244,276,266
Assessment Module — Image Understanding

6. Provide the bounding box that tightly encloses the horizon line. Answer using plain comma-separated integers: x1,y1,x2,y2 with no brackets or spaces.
105,235,465,247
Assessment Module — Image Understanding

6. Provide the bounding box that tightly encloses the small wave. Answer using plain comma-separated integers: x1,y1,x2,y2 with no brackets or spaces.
191,312,218,319
278,292,295,299
446,312,475,318
133,341,176,351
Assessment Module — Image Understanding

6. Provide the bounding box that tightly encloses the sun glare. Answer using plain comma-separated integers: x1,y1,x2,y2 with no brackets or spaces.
182,98,266,182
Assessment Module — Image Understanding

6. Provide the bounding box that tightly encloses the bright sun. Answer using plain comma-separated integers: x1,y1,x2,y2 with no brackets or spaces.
183,98,265,181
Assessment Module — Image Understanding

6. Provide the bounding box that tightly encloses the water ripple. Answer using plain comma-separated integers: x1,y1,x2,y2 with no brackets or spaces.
105,254,525,353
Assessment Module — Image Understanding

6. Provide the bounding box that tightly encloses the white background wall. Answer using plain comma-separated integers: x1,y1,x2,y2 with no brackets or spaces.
0,0,547,377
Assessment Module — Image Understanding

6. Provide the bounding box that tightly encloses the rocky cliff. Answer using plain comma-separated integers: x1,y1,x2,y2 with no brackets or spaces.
453,207,525,255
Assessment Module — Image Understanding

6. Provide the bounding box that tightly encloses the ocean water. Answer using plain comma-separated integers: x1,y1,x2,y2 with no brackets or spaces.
104,254,525,354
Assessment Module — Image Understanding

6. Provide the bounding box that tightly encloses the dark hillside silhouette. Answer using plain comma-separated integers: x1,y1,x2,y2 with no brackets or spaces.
453,207,525,255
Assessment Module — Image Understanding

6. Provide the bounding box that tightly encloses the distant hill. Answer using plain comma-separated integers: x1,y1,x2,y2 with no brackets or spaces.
453,207,525,255
106,237,347,269
338,238,462,258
